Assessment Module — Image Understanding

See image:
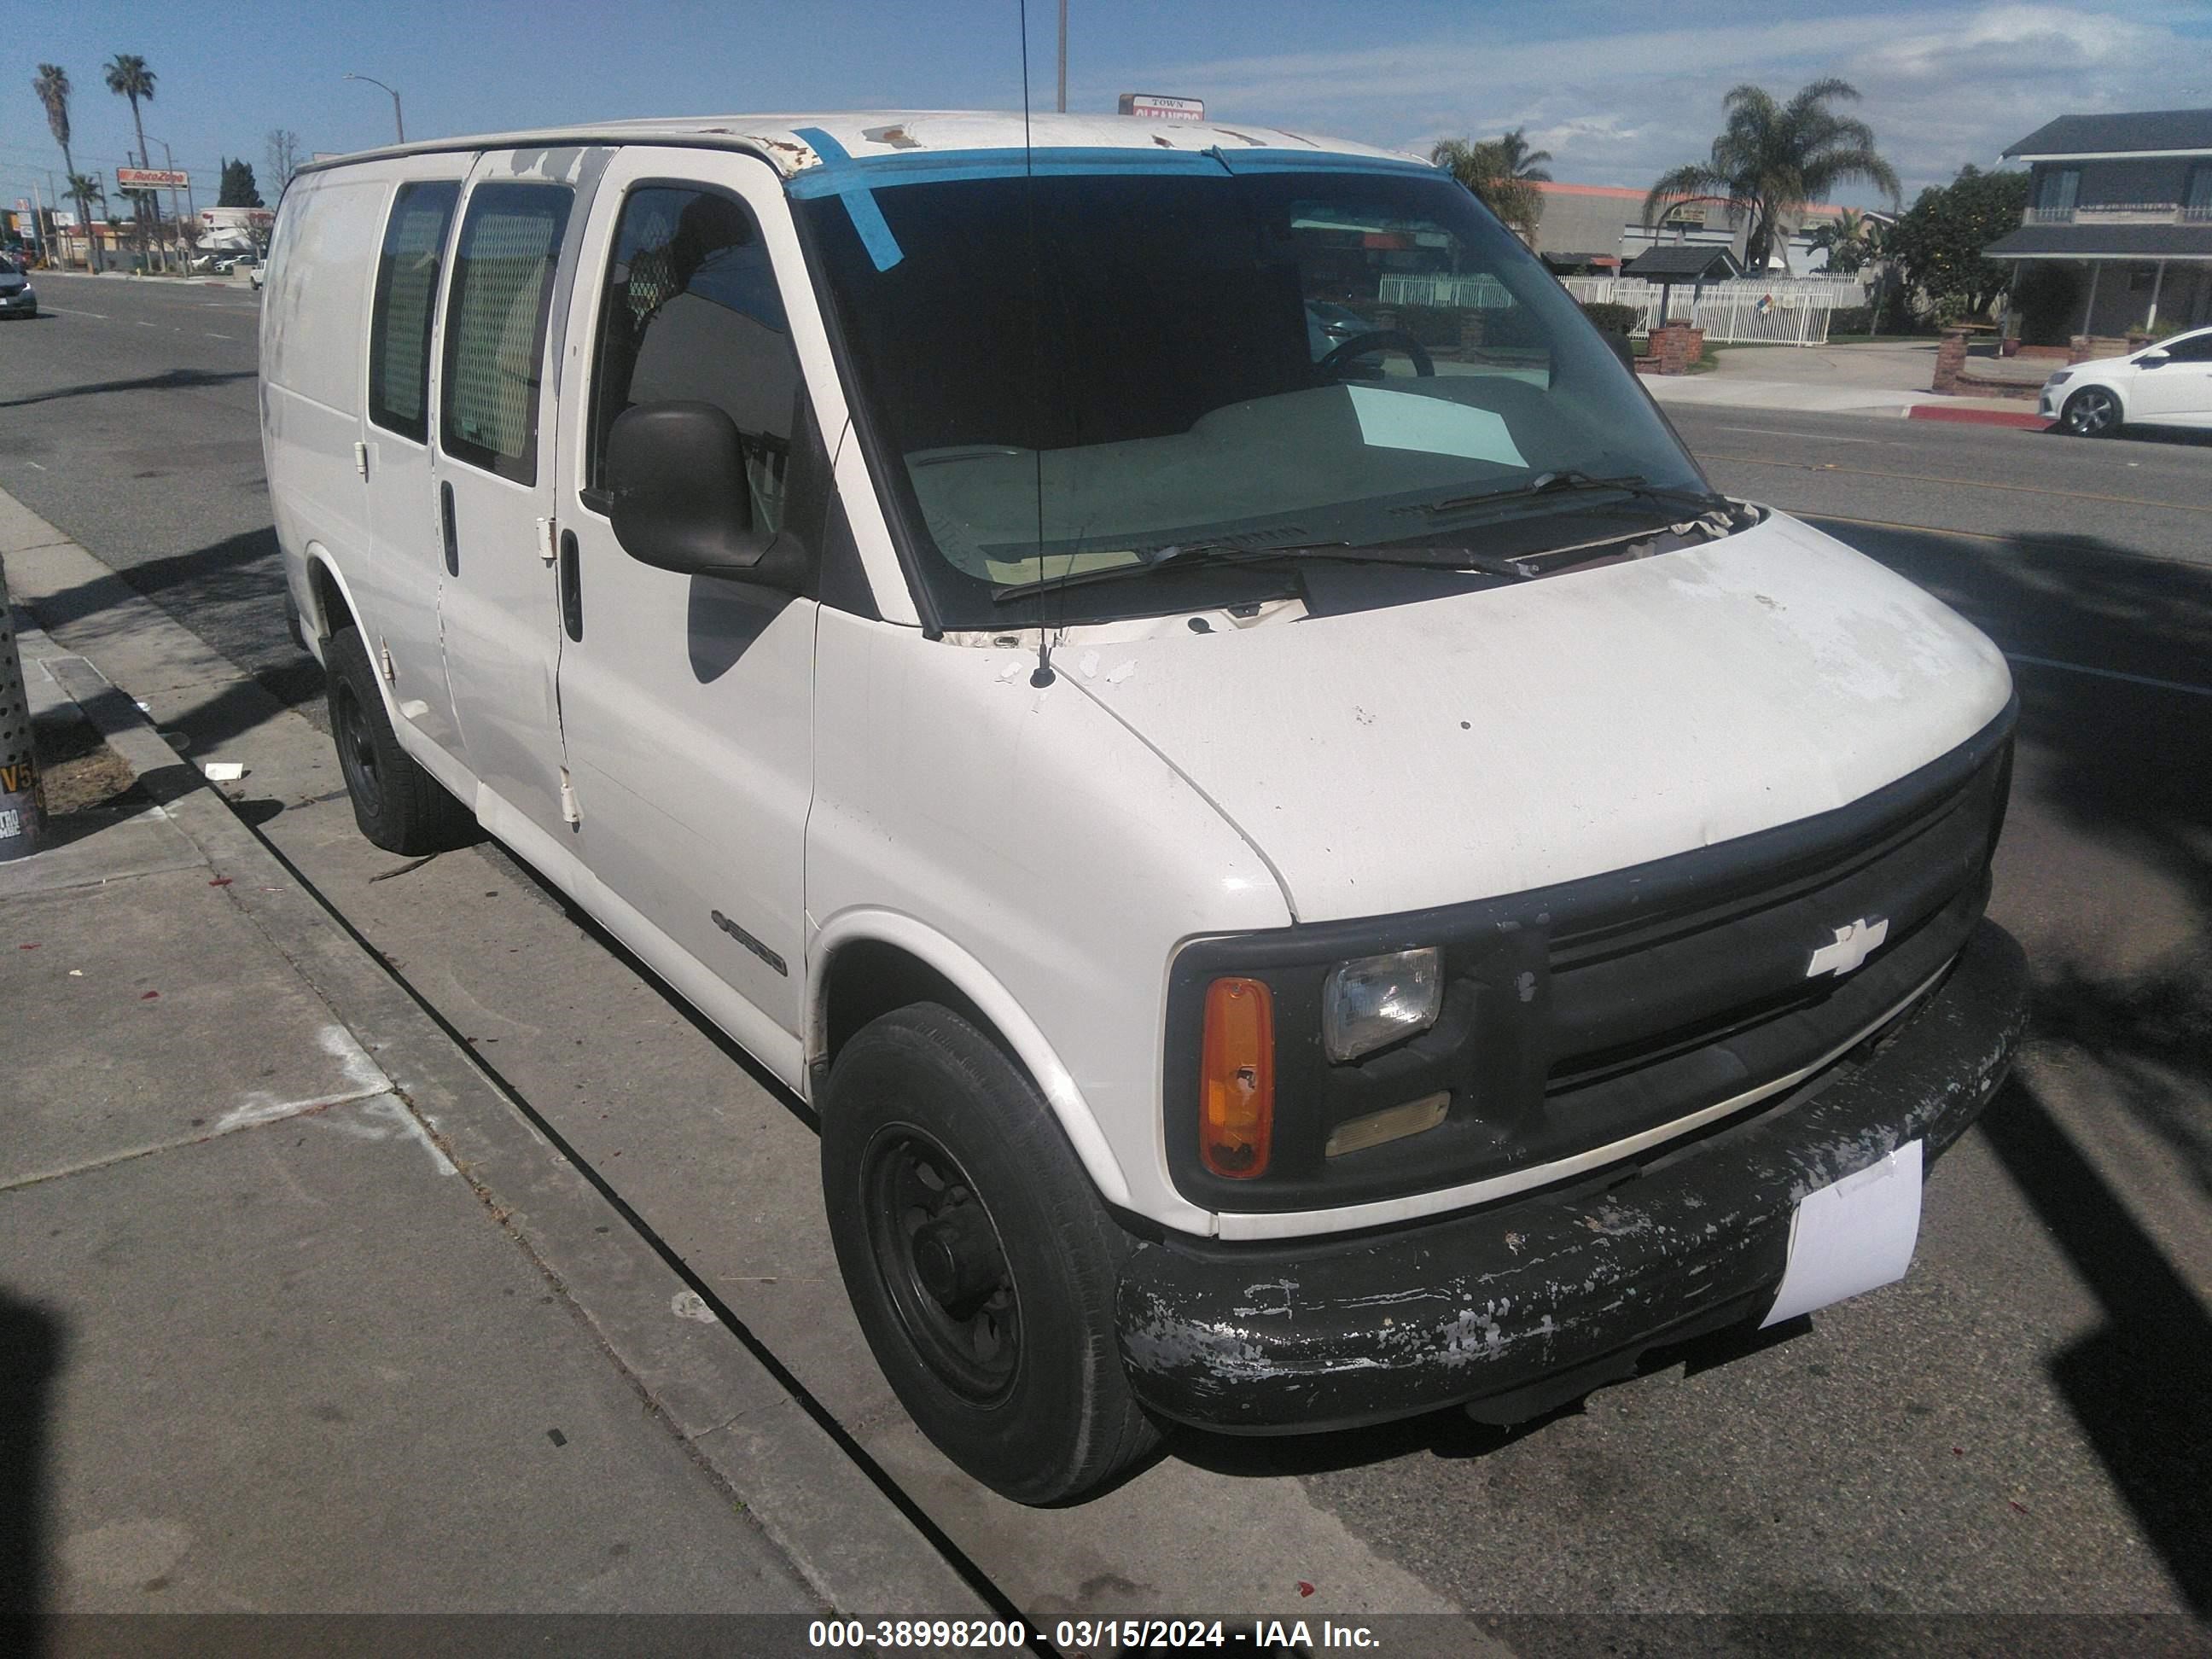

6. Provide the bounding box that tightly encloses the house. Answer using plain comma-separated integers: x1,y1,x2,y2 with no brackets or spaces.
1528,181,1859,275
1982,108,2212,338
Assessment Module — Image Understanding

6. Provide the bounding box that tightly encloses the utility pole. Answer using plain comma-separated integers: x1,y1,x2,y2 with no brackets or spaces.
0,557,47,864
1057,0,1068,114
155,138,183,271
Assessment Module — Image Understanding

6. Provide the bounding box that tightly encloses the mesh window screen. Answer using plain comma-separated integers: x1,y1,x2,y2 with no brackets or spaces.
441,183,573,482
369,180,460,442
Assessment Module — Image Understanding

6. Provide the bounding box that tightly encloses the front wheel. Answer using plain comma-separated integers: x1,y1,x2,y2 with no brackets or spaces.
2060,386,2122,436
821,1004,1161,1505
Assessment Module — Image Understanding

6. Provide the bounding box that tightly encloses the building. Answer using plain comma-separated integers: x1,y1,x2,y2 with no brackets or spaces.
1982,108,2212,338
1528,181,1859,275
198,205,275,252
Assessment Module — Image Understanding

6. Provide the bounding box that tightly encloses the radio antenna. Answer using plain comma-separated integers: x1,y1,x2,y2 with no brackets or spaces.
1019,0,1055,687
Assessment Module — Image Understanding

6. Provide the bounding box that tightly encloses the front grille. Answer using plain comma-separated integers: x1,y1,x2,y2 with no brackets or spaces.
1162,705,2017,1214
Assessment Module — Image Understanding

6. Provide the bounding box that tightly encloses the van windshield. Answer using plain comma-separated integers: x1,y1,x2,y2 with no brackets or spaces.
797,160,1711,627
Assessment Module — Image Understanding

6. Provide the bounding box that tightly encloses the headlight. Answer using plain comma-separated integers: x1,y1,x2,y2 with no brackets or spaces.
1323,947,1442,1062
2044,370,2072,387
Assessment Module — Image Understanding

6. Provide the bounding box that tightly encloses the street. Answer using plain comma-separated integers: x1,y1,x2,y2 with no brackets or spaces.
4,271,2209,1639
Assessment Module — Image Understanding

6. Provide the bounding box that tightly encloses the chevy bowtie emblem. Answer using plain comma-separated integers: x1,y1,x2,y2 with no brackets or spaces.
1807,917,1889,978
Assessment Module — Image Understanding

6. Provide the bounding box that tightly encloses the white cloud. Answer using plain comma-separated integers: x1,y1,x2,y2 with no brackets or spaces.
1131,3,2211,201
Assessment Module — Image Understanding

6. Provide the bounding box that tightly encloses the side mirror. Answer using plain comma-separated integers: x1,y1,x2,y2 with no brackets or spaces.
2137,349,2170,367
607,401,779,579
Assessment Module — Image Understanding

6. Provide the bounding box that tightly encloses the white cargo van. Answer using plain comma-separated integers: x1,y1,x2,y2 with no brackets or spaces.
261,113,2027,1505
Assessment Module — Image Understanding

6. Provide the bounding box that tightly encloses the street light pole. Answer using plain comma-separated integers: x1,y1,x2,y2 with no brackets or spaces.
1057,0,1068,114
148,137,185,270
344,74,405,144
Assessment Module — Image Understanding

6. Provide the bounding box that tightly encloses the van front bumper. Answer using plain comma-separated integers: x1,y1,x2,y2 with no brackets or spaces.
1115,918,2028,1434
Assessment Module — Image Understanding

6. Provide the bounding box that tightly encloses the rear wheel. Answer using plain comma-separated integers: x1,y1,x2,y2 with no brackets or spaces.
2061,386,2122,436
323,626,474,854
822,1004,1161,1505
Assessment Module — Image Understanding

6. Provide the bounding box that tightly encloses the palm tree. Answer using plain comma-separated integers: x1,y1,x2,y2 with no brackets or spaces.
1431,135,1544,242
32,63,101,271
1642,79,1901,275
1807,207,1875,274
104,53,159,258
1494,127,1553,186
66,172,109,268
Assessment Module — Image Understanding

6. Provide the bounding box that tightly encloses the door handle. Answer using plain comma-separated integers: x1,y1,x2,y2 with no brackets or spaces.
558,529,583,642
440,480,458,577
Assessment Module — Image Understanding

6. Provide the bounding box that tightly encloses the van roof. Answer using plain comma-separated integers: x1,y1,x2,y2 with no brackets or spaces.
295,110,1420,182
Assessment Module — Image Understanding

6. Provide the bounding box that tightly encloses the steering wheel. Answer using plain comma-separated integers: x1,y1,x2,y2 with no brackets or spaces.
1318,329,1435,378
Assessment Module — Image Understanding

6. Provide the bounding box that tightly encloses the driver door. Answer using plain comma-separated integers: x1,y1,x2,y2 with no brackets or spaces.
2128,330,2212,424
551,148,819,1056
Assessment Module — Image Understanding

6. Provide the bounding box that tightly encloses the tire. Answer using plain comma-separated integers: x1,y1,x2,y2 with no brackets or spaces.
322,625,475,854
821,1004,1161,1505
2061,386,2122,437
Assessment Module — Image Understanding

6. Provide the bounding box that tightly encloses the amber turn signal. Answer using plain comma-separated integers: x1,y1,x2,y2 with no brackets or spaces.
1199,975,1276,1179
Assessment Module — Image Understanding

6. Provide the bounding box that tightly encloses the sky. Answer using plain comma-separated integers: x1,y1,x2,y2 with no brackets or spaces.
8,0,2212,217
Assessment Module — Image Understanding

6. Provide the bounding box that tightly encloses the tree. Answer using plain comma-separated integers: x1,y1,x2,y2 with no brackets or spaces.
217,158,263,208
104,52,159,261
265,130,303,200
1643,79,1901,274
1493,127,1553,186
1431,131,1546,241
1887,165,2030,322
1807,207,1879,275
32,63,101,271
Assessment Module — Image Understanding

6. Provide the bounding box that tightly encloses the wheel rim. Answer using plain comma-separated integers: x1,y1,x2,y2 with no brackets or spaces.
861,1125,1021,1403
332,678,385,819
2067,389,2117,434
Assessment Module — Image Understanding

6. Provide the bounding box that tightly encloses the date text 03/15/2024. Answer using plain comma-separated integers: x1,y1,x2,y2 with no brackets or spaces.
804,1618,1383,1650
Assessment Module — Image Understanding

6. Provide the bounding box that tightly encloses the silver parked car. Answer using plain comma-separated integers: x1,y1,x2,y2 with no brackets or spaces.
0,255,36,318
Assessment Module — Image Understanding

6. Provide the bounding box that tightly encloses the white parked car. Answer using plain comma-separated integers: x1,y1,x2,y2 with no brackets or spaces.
2041,323,2212,434
261,113,2027,1504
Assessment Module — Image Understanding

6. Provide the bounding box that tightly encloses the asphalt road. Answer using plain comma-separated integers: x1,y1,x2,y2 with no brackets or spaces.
5,272,2209,1641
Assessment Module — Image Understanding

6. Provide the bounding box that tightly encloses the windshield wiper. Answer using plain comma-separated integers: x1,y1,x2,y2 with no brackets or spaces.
1412,470,1732,522
989,540,1526,602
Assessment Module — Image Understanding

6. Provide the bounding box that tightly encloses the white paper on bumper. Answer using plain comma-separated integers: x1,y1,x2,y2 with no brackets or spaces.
1761,1139,1924,1328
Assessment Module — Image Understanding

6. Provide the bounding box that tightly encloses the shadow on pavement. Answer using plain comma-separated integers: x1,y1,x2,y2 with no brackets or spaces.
0,1289,63,1643
0,367,255,412
1978,1074,2212,1615
26,527,326,734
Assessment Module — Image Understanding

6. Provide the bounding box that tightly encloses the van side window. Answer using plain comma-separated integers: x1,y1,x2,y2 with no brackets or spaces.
368,181,461,443
587,185,798,534
440,182,573,484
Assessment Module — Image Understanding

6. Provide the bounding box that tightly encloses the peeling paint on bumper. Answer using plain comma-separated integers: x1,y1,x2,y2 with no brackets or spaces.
1117,920,2029,1434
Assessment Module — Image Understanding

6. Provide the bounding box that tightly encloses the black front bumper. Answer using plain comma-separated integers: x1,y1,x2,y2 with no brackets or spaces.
1117,919,2029,1433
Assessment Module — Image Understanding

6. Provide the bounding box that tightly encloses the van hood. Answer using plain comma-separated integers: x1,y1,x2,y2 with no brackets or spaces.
1071,512,2012,924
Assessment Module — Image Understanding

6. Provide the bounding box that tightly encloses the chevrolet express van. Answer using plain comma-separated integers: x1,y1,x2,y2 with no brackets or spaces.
261,113,2028,1505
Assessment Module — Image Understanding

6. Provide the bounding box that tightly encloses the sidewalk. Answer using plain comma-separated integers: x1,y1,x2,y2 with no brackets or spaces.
1,497,990,1623
1642,337,2054,429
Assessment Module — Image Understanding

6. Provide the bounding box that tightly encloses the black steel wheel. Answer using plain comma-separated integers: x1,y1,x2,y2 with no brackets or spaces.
822,1003,1161,1505
2061,386,2122,437
860,1126,1021,1403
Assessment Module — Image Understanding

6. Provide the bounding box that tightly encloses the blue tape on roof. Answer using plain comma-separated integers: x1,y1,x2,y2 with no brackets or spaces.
781,144,1438,201
793,126,905,272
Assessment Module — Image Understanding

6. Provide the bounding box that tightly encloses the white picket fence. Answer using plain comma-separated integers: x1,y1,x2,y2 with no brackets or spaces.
1558,276,1867,346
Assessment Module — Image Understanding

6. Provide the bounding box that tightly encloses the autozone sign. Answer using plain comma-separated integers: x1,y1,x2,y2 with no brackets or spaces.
1118,93,1205,121
116,166,189,189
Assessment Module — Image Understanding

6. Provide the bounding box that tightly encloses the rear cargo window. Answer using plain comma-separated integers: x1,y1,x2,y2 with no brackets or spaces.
368,180,460,444
440,182,573,483
585,184,798,534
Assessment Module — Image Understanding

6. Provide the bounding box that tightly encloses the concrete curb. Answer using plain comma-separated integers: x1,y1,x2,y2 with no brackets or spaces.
1906,405,2054,432
6,510,1000,1619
